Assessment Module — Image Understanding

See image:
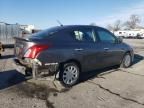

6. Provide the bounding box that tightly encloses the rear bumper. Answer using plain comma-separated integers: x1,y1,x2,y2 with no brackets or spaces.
13,58,59,78
13,58,27,75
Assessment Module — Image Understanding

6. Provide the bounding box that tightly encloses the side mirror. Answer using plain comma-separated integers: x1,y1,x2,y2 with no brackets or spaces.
117,37,123,43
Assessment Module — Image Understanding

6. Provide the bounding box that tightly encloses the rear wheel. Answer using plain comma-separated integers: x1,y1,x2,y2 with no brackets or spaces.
59,62,80,87
121,53,132,68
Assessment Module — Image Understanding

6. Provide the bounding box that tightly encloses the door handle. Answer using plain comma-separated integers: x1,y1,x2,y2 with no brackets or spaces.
104,48,109,50
74,48,84,51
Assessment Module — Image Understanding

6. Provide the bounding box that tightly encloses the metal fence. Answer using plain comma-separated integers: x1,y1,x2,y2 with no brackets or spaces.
0,23,22,45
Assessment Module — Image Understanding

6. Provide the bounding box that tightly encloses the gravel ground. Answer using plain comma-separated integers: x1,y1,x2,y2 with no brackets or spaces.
0,39,144,108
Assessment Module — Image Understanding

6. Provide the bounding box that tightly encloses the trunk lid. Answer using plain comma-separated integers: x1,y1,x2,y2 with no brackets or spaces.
14,36,50,59
14,28,56,59
14,37,34,59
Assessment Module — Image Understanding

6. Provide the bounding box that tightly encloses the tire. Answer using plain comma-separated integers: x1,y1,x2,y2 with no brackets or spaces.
0,54,1,58
120,53,132,68
59,62,80,87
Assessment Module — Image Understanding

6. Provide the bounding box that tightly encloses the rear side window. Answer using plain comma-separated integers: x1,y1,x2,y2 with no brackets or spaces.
97,29,116,43
71,29,96,42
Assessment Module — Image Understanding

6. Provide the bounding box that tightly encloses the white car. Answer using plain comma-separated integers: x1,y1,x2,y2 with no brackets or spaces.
141,34,144,39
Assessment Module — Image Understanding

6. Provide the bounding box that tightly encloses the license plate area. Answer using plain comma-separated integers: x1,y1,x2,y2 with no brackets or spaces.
15,44,24,57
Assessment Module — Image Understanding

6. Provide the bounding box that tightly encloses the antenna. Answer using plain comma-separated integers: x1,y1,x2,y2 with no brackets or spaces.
56,20,63,26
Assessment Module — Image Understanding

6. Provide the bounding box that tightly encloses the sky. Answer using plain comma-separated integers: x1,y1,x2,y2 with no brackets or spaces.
0,0,144,29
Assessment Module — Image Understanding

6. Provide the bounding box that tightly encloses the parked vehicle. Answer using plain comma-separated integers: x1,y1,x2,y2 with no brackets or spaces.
114,29,144,39
141,33,144,39
13,25,134,87
0,42,4,58
114,30,127,38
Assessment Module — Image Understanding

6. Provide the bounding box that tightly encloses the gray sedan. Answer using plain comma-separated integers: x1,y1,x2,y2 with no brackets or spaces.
13,25,134,87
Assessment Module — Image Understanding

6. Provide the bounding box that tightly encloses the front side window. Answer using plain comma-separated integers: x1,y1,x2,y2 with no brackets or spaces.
97,29,116,43
71,29,96,42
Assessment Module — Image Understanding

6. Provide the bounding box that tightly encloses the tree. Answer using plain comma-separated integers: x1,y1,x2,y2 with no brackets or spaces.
124,14,141,29
113,20,122,31
107,24,113,31
107,20,122,32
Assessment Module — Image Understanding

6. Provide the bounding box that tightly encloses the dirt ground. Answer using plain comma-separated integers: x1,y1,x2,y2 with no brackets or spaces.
0,39,144,108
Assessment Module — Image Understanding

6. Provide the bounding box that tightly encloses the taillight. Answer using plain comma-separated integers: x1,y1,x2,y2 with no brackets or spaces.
24,45,49,59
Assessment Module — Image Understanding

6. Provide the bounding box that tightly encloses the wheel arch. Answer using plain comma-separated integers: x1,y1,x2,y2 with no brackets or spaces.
125,50,133,59
59,59,82,72
120,50,133,68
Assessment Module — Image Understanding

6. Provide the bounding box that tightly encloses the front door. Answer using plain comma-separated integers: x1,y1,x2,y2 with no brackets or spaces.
95,28,123,67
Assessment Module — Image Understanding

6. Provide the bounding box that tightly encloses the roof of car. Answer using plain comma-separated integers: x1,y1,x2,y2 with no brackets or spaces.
33,25,106,36
48,25,106,32
55,25,99,29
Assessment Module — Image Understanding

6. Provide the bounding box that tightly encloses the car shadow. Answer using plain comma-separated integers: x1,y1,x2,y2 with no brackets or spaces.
79,53,144,84
79,65,119,83
133,54,144,65
0,70,26,90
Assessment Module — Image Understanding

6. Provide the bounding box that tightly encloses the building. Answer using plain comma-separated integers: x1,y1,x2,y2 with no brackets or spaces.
0,22,35,44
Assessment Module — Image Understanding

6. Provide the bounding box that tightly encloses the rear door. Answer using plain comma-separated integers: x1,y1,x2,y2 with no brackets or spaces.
95,28,123,67
70,27,103,72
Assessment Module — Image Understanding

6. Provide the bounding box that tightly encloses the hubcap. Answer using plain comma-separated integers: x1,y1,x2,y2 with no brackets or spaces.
124,54,131,67
63,66,78,85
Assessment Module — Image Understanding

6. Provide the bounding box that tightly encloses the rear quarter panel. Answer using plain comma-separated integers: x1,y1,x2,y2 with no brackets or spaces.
36,42,83,65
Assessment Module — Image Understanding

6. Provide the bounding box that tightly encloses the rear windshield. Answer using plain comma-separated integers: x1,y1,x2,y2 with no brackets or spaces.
31,26,61,38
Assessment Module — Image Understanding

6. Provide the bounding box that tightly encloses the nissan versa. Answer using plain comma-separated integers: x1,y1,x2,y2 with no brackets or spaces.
13,25,134,87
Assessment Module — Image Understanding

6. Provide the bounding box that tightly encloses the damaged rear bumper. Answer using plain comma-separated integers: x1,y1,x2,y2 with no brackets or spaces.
13,58,59,79
13,58,27,75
